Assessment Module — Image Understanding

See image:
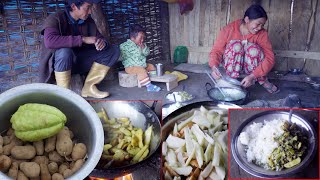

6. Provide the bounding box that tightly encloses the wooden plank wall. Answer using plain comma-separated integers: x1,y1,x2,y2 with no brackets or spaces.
168,0,320,76
169,0,229,64
305,0,320,76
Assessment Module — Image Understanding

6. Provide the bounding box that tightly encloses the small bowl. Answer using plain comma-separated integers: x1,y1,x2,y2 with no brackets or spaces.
165,91,194,103
0,83,104,180
231,111,317,178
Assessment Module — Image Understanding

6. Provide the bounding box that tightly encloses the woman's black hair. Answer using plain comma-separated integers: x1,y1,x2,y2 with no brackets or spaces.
244,4,268,20
129,24,146,38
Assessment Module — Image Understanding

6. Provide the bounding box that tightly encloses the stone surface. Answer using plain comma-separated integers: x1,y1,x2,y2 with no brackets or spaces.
118,71,138,87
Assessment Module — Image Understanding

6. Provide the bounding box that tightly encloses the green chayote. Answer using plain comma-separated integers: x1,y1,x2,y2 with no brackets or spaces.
10,103,67,142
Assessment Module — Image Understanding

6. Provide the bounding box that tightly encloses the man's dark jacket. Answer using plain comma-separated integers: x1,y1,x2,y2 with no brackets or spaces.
39,11,99,83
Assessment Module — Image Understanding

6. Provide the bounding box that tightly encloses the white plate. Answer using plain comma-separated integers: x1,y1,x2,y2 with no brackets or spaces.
231,111,317,178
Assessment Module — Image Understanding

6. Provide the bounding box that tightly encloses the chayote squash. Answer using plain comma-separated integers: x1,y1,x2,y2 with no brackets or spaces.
10,103,67,142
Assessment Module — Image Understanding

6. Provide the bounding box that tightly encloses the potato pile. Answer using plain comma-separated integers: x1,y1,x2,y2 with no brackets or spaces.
0,126,87,180
98,108,153,168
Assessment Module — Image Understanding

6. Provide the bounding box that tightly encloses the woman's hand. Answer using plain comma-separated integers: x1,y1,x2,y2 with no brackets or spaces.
211,66,221,79
241,74,256,88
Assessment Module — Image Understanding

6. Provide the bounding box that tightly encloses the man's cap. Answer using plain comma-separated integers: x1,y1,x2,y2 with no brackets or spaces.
67,0,101,5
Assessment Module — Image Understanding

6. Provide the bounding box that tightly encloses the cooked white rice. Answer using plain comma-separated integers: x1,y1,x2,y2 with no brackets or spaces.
239,119,286,168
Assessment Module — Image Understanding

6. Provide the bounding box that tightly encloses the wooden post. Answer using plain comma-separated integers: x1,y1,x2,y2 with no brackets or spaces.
91,3,110,41
0,3,3,15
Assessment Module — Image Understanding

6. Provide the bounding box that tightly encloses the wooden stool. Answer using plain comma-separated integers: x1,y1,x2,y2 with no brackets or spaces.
138,74,178,91
118,71,138,87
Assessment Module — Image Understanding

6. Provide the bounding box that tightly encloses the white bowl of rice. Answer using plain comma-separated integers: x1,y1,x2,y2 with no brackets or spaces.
231,111,317,178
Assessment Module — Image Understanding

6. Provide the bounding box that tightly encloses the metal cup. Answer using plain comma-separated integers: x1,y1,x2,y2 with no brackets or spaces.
156,63,163,76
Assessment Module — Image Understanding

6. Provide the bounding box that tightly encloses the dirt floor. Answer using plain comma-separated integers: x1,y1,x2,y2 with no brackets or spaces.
85,68,320,109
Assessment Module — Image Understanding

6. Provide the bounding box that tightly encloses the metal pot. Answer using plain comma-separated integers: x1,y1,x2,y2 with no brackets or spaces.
205,83,248,105
0,83,104,180
304,77,320,91
162,101,240,178
162,101,240,133
231,110,317,178
89,101,161,178
289,68,303,75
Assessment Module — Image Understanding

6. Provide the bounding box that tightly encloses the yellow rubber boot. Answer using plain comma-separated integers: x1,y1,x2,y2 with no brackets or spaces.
81,62,110,98
54,70,71,89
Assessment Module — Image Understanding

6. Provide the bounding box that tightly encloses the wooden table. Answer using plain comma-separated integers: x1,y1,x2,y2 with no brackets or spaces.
229,109,319,179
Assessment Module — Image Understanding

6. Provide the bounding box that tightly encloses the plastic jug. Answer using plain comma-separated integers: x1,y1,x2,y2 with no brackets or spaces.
173,46,188,65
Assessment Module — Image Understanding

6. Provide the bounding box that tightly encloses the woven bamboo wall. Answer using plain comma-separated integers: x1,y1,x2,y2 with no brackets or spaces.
0,0,168,92
103,0,165,61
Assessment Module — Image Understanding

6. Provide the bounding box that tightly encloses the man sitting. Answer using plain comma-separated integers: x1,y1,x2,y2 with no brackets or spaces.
39,0,120,98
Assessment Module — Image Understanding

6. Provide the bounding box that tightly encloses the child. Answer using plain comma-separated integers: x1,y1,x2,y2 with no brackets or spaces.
120,24,161,92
